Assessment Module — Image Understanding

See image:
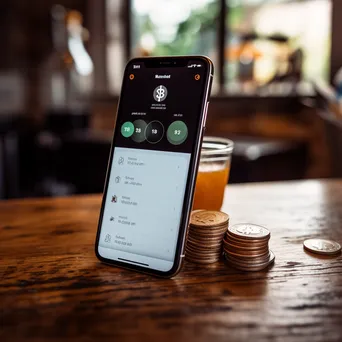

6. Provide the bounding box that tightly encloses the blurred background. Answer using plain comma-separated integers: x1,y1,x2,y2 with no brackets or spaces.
1,0,342,199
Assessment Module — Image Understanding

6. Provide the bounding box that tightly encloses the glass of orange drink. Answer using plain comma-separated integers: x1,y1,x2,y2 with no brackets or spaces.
193,137,234,211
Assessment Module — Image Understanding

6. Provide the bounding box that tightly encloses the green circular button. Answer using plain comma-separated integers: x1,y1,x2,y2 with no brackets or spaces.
167,121,188,145
132,119,147,143
121,121,134,138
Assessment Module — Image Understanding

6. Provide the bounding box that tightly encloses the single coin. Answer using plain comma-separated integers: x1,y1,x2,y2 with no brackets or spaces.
185,249,220,258
190,211,229,228
189,223,228,231
228,223,270,240
223,238,268,252
223,239,268,254
186,249,222,259
188,233,224,242
189,224,228,235
185,249,221,259
188,235,222,245
188,233,224,243
186,239,222,249
189,231,225,239
225,231,269,245
303,239,341,256
189,230,227,240
186,242,222,251
223,246,269,258
185,255,220,264
224,252,271,265
190,224,228,229
189,235,225,243
189,229,228,239
190,227,228,238
190,219,229,228
225,251,275,272
187,240,222,251
224,254,270,266
223,239,268,252
186,252,221,260
223,238,268,250
191,210,204,216
224,247,270,259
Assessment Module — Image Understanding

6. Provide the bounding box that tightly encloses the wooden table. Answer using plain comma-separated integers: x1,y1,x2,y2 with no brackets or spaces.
1,180,342,342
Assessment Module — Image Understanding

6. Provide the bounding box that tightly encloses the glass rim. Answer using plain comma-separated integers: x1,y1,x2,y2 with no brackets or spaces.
201,136,234,157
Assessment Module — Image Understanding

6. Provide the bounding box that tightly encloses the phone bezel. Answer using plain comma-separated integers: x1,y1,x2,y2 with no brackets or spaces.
95,55,213,277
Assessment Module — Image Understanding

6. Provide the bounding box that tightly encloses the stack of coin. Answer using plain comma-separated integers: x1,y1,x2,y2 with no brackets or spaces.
185,210,229,264
223,223,275,271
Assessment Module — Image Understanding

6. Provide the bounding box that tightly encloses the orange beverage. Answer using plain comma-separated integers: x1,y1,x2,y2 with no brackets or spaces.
193,163,230,210
193,137,234,211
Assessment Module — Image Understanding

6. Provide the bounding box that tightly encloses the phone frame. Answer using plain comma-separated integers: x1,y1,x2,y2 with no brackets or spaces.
95,55,213,277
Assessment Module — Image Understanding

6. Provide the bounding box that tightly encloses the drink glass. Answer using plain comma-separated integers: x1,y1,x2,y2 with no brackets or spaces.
193,137,234,211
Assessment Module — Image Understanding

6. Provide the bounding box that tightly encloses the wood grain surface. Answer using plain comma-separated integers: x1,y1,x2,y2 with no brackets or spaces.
1,180,342,342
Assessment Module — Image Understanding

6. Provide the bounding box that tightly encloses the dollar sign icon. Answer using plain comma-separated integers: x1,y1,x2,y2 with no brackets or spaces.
153,85,168,102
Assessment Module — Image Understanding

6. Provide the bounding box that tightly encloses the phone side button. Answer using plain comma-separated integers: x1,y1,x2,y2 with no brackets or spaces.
202,101,209,128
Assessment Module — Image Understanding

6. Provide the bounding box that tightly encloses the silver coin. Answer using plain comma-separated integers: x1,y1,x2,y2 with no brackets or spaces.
228,223,270,240
303,239,341,256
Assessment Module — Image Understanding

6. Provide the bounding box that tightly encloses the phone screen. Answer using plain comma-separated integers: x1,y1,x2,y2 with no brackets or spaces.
97,57,211,273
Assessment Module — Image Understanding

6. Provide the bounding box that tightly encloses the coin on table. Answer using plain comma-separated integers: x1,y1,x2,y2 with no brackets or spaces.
225,252,270,265
224,246,269,258
303,239,341,256
223,239,268,253
225,231,269,245
186,240,222,251
228,223,270,240
186,245,222,255
190,210,229,228
187,235,223,246
225,251,275,272
185,248,220,258
189,224,228,235
190,230,227,240
190,209,204,217
225,248,269,259
189,233,226,242
190,228,228,238
185,256,220,264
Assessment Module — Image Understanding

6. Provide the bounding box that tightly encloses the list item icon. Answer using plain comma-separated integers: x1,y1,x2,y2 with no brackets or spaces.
115,176,120,183
110,216,115,222
153,85,168,102
105,234,111,243
111,195,117,203
129,74,134,80
118,157,124,165
195,74,200,81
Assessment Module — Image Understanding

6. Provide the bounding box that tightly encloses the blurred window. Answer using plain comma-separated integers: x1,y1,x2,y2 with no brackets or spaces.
106,0,126,93
105,0,332,96
131,0,219,89
131,0,218,58
226,0,332,94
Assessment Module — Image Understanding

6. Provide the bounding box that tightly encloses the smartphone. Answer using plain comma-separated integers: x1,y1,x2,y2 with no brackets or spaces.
95,56,213,277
